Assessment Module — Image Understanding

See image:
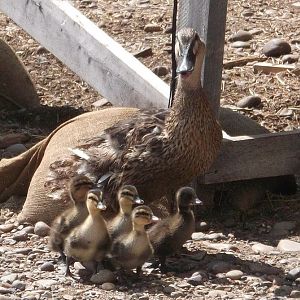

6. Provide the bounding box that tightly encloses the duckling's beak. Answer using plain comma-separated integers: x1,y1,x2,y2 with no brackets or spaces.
195,198,203,205
176,45,196,76
134,196,144,205
151,215,160,223
97,201,107,210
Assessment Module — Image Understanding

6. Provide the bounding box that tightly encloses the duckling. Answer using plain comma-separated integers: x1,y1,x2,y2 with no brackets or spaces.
107,185,144,239
148,187,202,273
63,188,110,277
42,27,222,218
48,175,93,261
110,205,155,279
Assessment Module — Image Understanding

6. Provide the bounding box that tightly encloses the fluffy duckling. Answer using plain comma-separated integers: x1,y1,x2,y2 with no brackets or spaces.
107,185,144,239
148,187,202,273
63,188,110,276
110,205,155,278
48,175,93,261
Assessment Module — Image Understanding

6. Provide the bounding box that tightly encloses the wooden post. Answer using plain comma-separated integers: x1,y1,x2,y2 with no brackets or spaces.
178,0,228,116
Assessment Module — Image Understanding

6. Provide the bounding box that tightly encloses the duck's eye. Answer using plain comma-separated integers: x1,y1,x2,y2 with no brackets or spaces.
121,191,134,198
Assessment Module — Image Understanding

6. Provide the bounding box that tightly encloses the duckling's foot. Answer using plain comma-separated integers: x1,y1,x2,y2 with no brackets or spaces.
59,251,66,263
158,256,168,274
64,257,75,278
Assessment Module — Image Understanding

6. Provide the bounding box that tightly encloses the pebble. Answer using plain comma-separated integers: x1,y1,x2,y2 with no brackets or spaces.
0,224,15,233
163,285,175,294
208,290,227,298
195,221,209,232
203,242,235,251
92,98,109,108
210,261,232,274
90,269,115,284
34,221,50,237
226,270,243,280
11,280,26,291
286,267,300,280
144,24,161,33
237,95,261,108
192,232,225,241
170,291,184,298
101,282,115,291
262,38,291,57
242,9,254,17
40,262,55,272
271,221,296,236
0,287,12,294
231,41,251,49
22,226,35,234
247,262,280,275
249,28,263,36
35,279,57,289
36,46,48,54
252,243,275,254
152,66,169,77
14,248,32,255
1,274,18,284
229,30,252,42
186,272,202,286
282,54,299,64
290,290,300,298
277,239,300,252
133,47,153,58
278,108,293,117
12,231,28,242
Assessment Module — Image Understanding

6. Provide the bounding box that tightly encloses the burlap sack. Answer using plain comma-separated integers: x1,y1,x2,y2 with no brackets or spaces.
0,107,296,225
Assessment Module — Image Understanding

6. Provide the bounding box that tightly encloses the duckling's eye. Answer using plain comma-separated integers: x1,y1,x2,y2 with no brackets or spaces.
121,191,134,198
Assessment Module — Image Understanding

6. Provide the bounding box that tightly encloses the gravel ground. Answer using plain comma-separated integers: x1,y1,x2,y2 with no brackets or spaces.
0,0,300,299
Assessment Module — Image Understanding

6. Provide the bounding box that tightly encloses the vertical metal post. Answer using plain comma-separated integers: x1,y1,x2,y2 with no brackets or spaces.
178,0,228,116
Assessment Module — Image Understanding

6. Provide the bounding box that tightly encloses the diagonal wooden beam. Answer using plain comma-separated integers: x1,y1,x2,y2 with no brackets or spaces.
0,0,169,108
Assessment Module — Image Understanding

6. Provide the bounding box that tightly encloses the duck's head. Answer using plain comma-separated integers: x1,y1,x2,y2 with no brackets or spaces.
69,175,94,203
175,27,206,89
86,188,106,214
118,185,144,214
176,187,202,211
132,205,156,227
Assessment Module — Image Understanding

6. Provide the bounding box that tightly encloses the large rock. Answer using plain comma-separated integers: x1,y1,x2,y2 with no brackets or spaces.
277,239,300,252
262,38,291,57
0,39,40,110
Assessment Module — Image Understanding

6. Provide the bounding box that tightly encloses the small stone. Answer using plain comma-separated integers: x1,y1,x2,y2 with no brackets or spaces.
249,28,263,36
5,144,27,156
164,26,172,34
40,262,55,272
0,287,12,294
187,273,202,286
237,95,261,108
203,242,235,251
225,270,243,280
138,295,149,300
242,9,254,17
22,226,35,234
208,290,227,298
34,221,50,237
101,282,115,291
14,248,32,255
192,232,225,241
36,46,48,54
282,54,299,64
92,98,110,108
262,38,291,57
270,221,296,236
291,2,300,11
195,221,209,232
252,243,275,254
144,24,161,33
286,267,300,280
133,47,153,58
170,291,184,298
229,30,252,42
210,261,232,274
152,66,169,77
90,269,115,284
0,224,15,233
290,290,300,298
35,279,57,289
231,41,251,48
12,230,28,242
11,280,26,291
163,285,175,294
1,274,18,284
277,239,300,252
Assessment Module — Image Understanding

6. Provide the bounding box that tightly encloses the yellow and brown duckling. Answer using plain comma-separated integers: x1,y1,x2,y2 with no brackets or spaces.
48,175,93,261
110,205,155,279
63,188,110,277
148,187,202,273
107,185,144,239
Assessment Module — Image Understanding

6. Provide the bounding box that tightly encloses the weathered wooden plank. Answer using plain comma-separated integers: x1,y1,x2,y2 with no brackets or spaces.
177,0,228,115
0,0,169,108
253,62,299,75
200,130,300,184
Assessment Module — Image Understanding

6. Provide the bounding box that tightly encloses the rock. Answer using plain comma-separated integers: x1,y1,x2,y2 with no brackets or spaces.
90,269,115,284
195,221,209,232
192,232,225,241
12,230,28,242
11,280,26,291
270,221,296,236
290,290,300,298
5,144,27,156
1,274,18,283
36,46,48,54
170,291,184,298
0,224,15,233
237,95,261,108
92,98,110,108
163,285,175,294
225,270,243,280
35,279,57,289
152,66,169,77
277,239,300,252
286,267,300,280
164,26,172,34
249,28,263,36
22,226,35,234
262,39,291,57
0,287,12,294
203,242,235,251
282,54,299,64
291,2,300,11
14,248,32,255
208,290,227,298
34,221,50,237
186,272,203,286
242,9,254,17
133,47,153,58
252,243,275,254
101,282,115,291
40,262,55,272
278,108,293,117
144,24,161,33
231,41,251,48
247,262,280,275
229,30,252,42
210,261,232,274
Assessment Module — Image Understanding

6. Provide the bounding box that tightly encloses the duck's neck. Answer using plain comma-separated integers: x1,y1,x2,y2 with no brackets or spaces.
120,204,132,215
132,223,145,233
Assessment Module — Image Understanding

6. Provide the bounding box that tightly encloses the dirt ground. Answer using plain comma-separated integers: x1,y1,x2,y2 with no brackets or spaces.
0,0,299,299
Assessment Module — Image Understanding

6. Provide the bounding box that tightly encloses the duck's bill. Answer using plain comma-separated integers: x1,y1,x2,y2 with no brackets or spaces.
97,201,107,210
151,215,160,222
134,197,144,205
176,48,196,75
195,198,203,205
